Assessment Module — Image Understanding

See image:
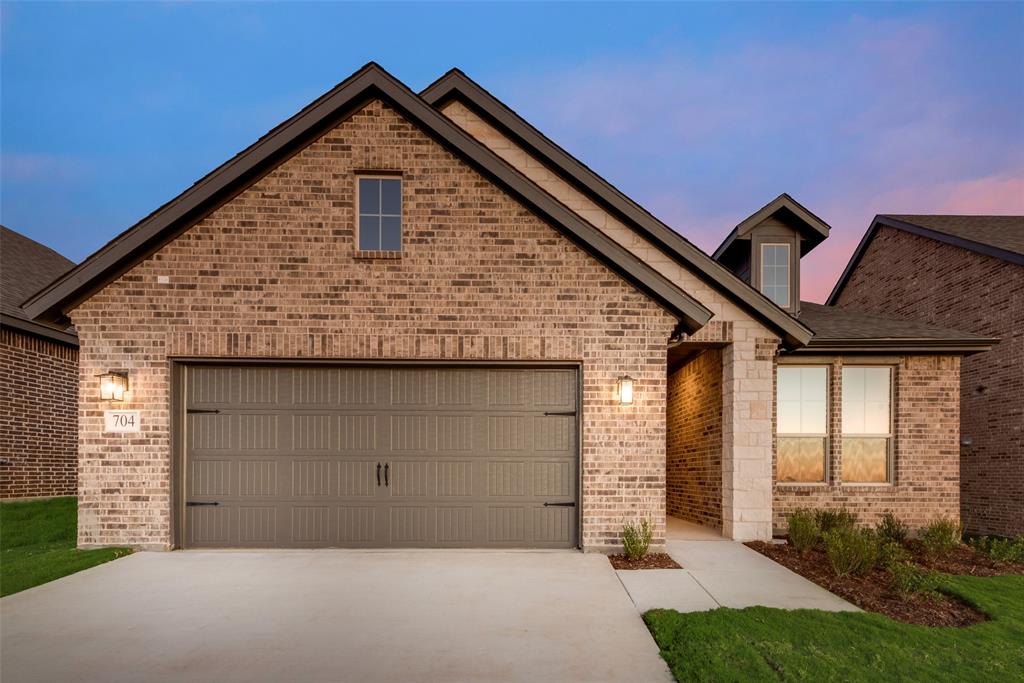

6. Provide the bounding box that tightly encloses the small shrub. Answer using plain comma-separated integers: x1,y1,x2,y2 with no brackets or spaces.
889,561,941,599
823,527,879,577
622,518,654,560
787,508,820,555
921,519,962,560
968,535,1024,563
879,540,910,569
815,508,858,534
876,511,908,545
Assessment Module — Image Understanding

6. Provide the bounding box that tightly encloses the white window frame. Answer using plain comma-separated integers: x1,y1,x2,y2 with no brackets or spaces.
760,242,791,308
776,364,830,485
355,174,403,252
840,365,895,485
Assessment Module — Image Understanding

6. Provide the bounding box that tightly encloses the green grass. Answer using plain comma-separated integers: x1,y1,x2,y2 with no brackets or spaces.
1,496,131,597
644,575,1024,682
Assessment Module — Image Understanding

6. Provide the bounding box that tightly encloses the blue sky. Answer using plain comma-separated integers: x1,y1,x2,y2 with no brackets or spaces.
2,2,1022,301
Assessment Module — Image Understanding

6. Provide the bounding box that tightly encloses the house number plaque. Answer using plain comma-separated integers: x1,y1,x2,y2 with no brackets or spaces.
104,410,141,434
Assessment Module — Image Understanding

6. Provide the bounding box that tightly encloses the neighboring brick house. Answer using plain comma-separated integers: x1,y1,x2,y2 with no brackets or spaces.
1,225,79,498
23,64,994,551
828,215,1023,537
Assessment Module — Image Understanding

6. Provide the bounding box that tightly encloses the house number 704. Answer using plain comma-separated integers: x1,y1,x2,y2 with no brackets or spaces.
104,410,141,434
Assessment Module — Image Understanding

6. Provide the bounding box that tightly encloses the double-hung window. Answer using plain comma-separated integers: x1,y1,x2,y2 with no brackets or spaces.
760,243,790,308
357,176,402,252
842,367,892,483
776,366,828,483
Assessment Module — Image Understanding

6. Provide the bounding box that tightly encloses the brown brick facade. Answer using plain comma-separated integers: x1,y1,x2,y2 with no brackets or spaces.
774,354,961,532
0,328,78,498
69,100,677,551
835,226,1023,536
666,349,723,529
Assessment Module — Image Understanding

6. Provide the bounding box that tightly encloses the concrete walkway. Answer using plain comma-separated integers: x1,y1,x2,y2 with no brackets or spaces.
1,550,672,683
616,518,859,614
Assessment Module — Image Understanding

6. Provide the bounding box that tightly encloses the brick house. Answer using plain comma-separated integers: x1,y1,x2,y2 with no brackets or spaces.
1,225,79,498
22,64,995,551
828,215,1023,537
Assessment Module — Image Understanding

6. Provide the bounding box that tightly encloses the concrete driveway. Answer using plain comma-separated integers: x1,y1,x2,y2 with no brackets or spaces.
0,550,672,683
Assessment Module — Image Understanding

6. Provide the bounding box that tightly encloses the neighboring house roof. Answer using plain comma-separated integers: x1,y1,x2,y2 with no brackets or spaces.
791,302,997,354
712,192,831,265
827,214,1024,304
420,69,813,348
23,63,712,335
0,226,78,345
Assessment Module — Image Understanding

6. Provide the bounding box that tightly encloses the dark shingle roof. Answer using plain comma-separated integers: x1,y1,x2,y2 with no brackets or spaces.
1,226,77,342
882,215,1024,258
794,302,995,354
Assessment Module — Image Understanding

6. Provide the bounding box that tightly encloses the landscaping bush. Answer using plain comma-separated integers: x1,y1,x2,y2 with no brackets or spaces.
921,519,962,560
787,508,820,555
876,511,908,545
968,535,1024,563
815,508,858,534
622,518,654,560
889,561,941,599
823,527,879,577
879,540,910,569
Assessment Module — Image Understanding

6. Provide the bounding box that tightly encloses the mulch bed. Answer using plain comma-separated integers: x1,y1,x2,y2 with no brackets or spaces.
608,553,682,570
746,541,988,627
907,541,1024,577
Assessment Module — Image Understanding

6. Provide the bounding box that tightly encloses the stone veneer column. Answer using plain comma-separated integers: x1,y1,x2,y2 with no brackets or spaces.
721,327,777,540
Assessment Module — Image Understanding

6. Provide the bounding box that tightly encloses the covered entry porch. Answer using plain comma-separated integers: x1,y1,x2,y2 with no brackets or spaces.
665,324,776,542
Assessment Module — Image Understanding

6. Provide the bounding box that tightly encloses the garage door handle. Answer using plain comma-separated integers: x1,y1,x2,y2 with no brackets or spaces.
376,463,382,487
187,409,221,415
384,463,389,487
186,501,220,507
543,411,576,416
543,502,576,507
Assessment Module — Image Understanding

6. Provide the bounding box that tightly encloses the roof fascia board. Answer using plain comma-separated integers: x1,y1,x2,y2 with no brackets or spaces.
421,71,812,348
826,215,1024,305
24,64,711,332
0,314,79,346
791,336,998,355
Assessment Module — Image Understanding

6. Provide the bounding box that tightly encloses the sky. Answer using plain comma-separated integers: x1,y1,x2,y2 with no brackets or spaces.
2,2,1022,302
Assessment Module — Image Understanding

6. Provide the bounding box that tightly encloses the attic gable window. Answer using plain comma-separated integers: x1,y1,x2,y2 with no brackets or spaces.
760,243,790,307
357,176,402,252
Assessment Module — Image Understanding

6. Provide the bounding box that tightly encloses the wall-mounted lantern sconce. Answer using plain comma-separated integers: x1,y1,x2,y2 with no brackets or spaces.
98,372,129,401
617,375,634,406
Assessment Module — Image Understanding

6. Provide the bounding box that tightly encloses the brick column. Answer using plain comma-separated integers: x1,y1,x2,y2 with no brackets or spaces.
721,328,777,540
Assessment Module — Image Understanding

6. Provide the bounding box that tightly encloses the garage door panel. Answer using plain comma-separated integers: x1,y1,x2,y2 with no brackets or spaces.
239,506,277,544
390,414,435,452
534,507,572,544
184,365,578,549
390,506,433,543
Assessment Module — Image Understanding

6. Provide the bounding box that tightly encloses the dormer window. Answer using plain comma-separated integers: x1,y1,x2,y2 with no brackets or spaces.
760,243,791,307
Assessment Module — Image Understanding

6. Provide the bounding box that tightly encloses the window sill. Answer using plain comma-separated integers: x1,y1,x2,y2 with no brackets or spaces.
775,482,828,488
840,482,893,488
354,250,403,260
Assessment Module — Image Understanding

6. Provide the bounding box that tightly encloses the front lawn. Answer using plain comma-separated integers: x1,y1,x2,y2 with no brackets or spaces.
0,497,131,597
644,574,1024,682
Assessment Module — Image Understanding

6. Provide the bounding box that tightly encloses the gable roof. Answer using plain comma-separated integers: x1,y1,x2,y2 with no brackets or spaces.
827,214,1024,304
712,193,831,268
23,63,711,334
792,302,996,355
0,225,78,345
420,69,813,348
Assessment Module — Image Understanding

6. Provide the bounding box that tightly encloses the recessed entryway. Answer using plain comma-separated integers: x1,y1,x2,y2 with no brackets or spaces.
177,364,580,549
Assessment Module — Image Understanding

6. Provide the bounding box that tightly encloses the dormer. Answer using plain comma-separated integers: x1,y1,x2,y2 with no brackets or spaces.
712,193,831,315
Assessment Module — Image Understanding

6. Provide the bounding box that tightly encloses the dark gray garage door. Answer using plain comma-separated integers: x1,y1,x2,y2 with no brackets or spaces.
183,365,578,548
